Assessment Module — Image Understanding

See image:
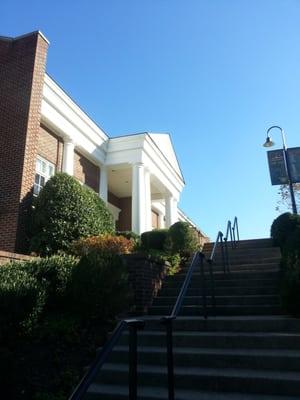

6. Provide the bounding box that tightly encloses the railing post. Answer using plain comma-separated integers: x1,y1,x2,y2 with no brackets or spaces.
207,259,216,316
223,237,230,273
220,233,226,274
126,319,145,400
199,252,207,319
161,316,175,400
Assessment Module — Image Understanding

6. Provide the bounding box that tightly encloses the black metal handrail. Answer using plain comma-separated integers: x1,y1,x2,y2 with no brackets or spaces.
161,251,214,400
232,216,240,244
69,318,145,400
209,230,227,272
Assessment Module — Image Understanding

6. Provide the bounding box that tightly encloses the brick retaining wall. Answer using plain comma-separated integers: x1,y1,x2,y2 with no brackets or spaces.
124,254,168,315
0,250,35,265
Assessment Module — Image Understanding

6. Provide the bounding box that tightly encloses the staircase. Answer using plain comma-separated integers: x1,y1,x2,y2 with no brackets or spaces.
83,238,300,399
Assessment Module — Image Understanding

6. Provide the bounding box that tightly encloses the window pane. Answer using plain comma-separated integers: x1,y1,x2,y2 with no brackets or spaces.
35,174,40,185
40,176,45,187
41,161,46,174
36,159,42,173
48,165,54,176
33,183,40,195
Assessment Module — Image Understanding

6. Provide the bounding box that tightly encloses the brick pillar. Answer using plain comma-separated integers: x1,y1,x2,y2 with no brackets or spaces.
0,31,49,252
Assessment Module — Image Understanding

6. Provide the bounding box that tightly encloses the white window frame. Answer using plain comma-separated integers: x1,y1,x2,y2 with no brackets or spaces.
34,156,55,195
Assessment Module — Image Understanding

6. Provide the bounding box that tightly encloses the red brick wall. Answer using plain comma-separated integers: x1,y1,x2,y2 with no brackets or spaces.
38,124,63,171
108,191,121,208
152,209,159,229
117,197,132,231
124,254,167,314
74,150,100,192
0,32,49,252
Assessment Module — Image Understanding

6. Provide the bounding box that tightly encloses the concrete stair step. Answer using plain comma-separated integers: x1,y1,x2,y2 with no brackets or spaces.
110,345,300,371
203,238,273,250
148,304,282,316
144,316,300,332
97,363,300,396
203,246,281,257
85,383,299,400
121,330,300,350
159,286,279,296
164,278,279,289
153,294,280,306
173,271,280,280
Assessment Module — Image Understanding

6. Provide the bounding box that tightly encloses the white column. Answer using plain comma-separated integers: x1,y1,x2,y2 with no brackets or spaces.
165,193,178,228
99,165,108,202
144,168,152,231
131,163,146,234
158,212,165,229
62,138,74,175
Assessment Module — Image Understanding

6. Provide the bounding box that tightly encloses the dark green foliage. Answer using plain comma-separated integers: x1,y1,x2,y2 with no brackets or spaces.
146,249,181,275
25,255,78,311
281,250,300,315
271,213,300,315
270,212,300,248
168,221,199,256
0,262,45,337
116,230,141,248
141,229,169,250
71,252,130,321
30,173,114,255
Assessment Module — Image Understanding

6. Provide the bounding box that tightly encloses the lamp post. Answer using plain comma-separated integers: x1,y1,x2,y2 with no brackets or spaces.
263,125,298,214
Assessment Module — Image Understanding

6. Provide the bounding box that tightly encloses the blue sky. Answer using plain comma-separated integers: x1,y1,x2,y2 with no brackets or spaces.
1,0,300,240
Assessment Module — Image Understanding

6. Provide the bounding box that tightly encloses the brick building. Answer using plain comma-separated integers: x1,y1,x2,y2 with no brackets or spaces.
0,31,208,253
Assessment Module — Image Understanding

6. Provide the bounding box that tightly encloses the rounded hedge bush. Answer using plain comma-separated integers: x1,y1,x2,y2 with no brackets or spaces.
30,173,114,255
141,229,169,251
168,221,199,256
271,212,300,247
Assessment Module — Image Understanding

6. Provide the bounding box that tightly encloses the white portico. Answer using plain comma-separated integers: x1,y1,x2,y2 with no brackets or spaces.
40,74,186,235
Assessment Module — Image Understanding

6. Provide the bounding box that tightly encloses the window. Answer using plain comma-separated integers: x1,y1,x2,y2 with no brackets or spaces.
33,156,55,195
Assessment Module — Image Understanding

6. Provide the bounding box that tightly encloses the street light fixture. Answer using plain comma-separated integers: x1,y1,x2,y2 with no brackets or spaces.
263,125,298,214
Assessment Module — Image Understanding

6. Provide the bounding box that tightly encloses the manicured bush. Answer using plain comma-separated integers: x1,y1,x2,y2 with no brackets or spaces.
30,173,114,255
72,234,135,256
271,212,300,248
25,255,78,311
141,229,169,250
71,252,130,321
167,221,199,256
0,262,45,336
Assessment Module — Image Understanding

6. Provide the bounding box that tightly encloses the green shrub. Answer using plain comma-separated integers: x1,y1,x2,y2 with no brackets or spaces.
30,173,114,255
72,234,134,256
141,229,169,250
280,250,300,315
168,221,199,256
71,252,130,321
146,249,181,275
25,255,78,311
271,212,300,248
271,213,300,315
0,262,45,337
116,231,141,248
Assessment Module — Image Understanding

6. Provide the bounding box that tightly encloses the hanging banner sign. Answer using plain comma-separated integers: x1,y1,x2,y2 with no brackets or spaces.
267,150,288,186
287,147,300,184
